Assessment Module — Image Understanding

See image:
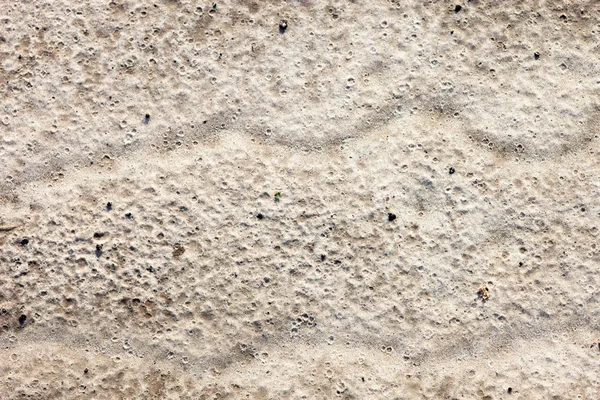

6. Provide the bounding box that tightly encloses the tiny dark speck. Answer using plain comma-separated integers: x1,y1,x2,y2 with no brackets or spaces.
20,238,29,246
84,368,89,374
454,5,462,13
257,213,264,220
144,114,150,124
388,213,397,222
106,202,112,211
449,167,455,175
95,244,103,258
18,314,26,327
534,52,540,60
279,20,288,34
125,213,133,219
508,387,513,394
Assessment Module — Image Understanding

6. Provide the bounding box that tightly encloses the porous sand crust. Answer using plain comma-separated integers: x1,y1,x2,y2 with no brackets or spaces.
1,1,600,398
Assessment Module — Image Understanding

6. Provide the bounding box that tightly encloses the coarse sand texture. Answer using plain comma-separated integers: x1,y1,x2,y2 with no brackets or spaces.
1,0,600,399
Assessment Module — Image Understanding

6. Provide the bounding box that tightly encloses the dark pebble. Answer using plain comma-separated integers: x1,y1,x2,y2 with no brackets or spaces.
20,238,29,246
95,244,103,258
449,167,455,175
18,314,26,327
257,213,264,220
454,5,462,13
125,213,133,219
106,202,112,211
508,387,513,394
93,232,106,239
534,52,540,60
144,114,150,124
279,20,288,34
388,213,397,222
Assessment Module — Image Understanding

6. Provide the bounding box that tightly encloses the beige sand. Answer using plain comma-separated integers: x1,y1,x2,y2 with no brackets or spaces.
1,0,600,398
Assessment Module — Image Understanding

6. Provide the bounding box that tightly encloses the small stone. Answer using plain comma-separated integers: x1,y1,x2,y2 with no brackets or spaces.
144,114,150,124
18,314,26,327
534,52,540,60
106,202,112,211
20,238,29,246
454,5,462,13
477,284,490,301
449,167,455,175
279,20,288,34
257,213,264,220
388,213,397,222
95,244,103,258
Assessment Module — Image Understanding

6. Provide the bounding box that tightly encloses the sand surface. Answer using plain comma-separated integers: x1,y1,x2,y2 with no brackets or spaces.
1,0,600,398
